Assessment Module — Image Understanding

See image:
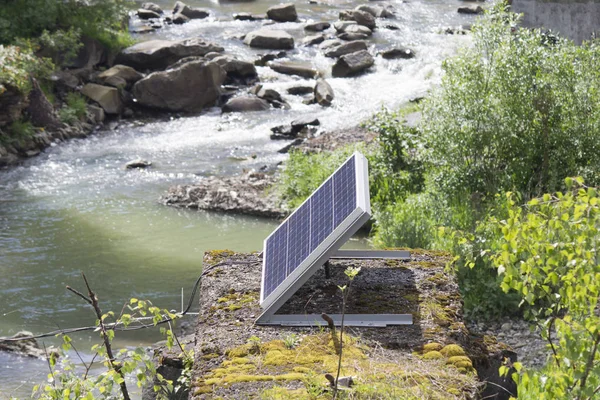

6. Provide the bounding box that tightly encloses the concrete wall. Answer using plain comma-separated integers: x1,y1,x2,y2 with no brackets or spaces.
512,0,600,44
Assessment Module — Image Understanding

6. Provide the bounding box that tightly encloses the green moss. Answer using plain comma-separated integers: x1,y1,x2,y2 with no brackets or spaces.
422,299,452,326
423,351,444,360
447,387,461,395
446,356,471,365
205,249,236,264
423,343,443,353
440,344,466,357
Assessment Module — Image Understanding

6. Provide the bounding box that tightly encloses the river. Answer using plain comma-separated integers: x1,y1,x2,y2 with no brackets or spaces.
0,0,472,396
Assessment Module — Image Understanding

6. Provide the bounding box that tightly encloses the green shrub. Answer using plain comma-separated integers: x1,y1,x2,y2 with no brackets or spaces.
0,44,54,94
1,118,36,146
422,3,600,211
490,179,600,398
0,0,133,51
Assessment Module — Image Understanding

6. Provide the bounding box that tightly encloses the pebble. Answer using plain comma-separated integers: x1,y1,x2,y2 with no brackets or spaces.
468,318,552,368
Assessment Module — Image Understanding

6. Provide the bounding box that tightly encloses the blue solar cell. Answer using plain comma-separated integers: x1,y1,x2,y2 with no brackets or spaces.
333,156,356,227
310,179,334,252
263,221,288,298
287,203,311,275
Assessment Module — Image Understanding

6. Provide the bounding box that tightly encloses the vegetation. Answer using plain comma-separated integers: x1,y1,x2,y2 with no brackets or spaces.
0,44,54,95
32,275,193,400
279,3,600,397
59,93,87,124
0,0,133,51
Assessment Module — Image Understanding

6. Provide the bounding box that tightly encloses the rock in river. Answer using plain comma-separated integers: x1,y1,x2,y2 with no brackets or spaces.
137,9,161,19
97,65,144,88
133,60,226,112
339,9,376,30
116,38,224,71
332,50,374,77
324,40,367,58
81,83,123,115
173,1,210,19
305,21,331,32
266,3,297,22
244,30,294,50
380,48,415,59
0,331,58,359
269,61,319,79
222,96,271,113
314,79,334,106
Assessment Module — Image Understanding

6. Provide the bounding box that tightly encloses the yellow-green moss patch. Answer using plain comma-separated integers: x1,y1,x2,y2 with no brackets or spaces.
423,351,444,360
440,344,466,357
423,342,443,353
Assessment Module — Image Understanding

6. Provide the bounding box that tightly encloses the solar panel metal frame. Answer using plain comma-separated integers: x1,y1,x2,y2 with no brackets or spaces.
256,152,370,324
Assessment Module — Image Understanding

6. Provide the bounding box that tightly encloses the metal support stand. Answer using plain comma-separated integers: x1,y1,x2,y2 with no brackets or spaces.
257,249,413,327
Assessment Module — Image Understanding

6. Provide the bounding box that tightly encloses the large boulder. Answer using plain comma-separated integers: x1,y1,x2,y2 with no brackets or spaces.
173,1,210,19
133,60,226,112
244,30,294,50
97,65,144,88
314,79,334,107
81,83,123,114
324,40,367,58
211,56,258,83
339,10,376,30
332,50,374,77
269,61,318,78
266,3,298,22
222,96,270,113
116,38,224,71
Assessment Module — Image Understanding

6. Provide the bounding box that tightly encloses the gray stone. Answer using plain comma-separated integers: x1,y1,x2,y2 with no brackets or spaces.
303,34,325,46
304,21,331,32
137,9,161,19
342,24,372,36
334,20,357,32
133,60,226,112
222,96,271,113
234,12,263,21
116,38,224,71
254,51,287,66
314,79,334,107
291,116,320,133
142,2,163,14
81,84,123,115
458,6,484,14
104,76,127,89
356,4,394,18
324,40,367,58
332,50,374,77
244,30,294,50
319,39,342,50
98,65,144,87
126,159,152,169
278,138,304,153
266,3,298,22
287,85,314,95
337,31,370,41
256,87,283,103
172,13,190,24
173,1,210,19
269,61,319,79
339,10,376,29
88,105,105,123
212,56,258,82
380,48,415,59
0,331,58,359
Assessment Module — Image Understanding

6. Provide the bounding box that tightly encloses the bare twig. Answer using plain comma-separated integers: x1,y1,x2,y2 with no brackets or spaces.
577,332,600,399
66,286,92,305
333,286,352,400
42,343,56,389
75,273,131,400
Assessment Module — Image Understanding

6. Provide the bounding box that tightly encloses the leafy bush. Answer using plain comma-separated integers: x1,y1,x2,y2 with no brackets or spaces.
0,44,54,94
422,4,600,211
0,0,133,51
59,92,87,124
363,108,425,208
489,179,600,398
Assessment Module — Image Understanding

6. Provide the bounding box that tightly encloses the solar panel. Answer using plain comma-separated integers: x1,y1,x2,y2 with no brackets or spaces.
257,152,371,323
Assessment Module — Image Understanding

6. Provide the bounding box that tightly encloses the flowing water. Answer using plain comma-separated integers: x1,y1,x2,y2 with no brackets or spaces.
0,0,472,396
